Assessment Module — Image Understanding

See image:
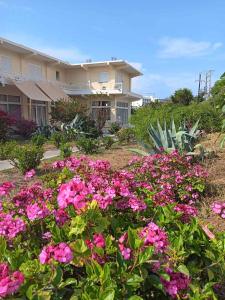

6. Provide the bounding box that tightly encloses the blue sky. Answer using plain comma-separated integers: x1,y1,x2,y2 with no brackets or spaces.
0,0,225,97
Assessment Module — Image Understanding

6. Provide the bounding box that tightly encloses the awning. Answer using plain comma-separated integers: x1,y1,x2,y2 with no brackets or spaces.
14,80,51,102
36,81,70,102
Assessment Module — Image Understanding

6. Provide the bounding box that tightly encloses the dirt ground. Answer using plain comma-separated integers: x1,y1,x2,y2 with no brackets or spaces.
199,133,225,231
0,144,135,187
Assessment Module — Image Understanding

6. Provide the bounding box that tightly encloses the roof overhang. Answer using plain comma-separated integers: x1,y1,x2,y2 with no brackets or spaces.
69,60,143,77
0,37,69,68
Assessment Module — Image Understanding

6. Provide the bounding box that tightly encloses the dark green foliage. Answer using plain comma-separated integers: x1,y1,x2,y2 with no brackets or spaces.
130,102,222,142
0,110,15,141
108,122,121,134
101,136,115,150
60,143,72,158
171,88,194,105
51,132,66,148
50,98,87,124
4,144,44,173
0,141,17,160
116,127,135,144
31,134,46,147
76,137,99,154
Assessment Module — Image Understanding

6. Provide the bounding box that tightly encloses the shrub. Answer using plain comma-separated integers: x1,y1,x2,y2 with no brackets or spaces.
101,136,115,150
76,137,99,154
116,127,135,144
0,152,224,299
35,125,56,138
51,132,66,148
0,141,17,160
130,101,222,142
108,122,121,134
6,144,44,173
0,110,15,141
60,143,72,158
171,88,194,105
31,134,46,147
15,119,37,138
50,98,87,124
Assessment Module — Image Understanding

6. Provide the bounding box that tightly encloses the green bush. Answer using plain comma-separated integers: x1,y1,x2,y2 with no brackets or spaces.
60,143,72,158
116,127,135,144
0,141,17,160
130,101,222,142
31,134,46,147
51,132,66,148
76,137,99,154
108,122,121,134
101,136,115,150
7,144,44,174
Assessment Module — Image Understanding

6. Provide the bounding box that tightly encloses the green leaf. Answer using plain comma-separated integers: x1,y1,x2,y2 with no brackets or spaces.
59,278,77,288
100,288,115,300
52,266,63,286
128,228,142,250
177,264,190,276
138,246,154,264
207,269,214,281
128,296,143,300
127,274,144,288
71,239,88,254
69,215,87,236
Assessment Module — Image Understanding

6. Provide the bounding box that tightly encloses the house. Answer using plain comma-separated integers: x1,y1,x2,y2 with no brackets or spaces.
132,95,156,108
0,37,142,127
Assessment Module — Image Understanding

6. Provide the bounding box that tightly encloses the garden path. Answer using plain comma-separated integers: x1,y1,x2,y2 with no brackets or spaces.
0,146,78,171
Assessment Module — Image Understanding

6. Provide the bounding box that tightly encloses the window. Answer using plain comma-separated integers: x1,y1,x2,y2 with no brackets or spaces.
116,101,129,125
56,71,60,81
0,94,21,119
116,72,123,83
99,72,109,83
91,101,111,122
31,100,47,126
28,63,42,80
0,56,12,73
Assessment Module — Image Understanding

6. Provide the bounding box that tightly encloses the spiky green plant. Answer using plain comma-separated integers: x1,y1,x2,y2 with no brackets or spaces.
130,118,199,155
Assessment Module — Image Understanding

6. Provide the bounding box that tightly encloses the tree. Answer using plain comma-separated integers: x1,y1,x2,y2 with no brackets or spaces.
50,98,87,124
210,73,225,108
171,88,194,106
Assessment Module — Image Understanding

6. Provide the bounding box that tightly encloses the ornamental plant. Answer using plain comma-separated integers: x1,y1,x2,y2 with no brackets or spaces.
0,152,224,299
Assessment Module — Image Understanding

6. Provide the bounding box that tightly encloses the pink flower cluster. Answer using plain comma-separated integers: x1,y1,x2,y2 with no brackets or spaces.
160,268,190,299
0,182,15,197
119,222,168,260
0,263,24,298
24,169,36,181
39,242,73,264
211,202,225,219
86,233,106,264
174,204,198,222
26,203,50,221
0,212,26,240
140,222,168,253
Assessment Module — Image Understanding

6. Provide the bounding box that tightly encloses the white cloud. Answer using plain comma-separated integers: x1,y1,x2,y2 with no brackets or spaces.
158,37,223,58
36,47,89,63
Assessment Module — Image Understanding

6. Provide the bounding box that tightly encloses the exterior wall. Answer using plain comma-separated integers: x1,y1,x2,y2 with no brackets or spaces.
0,47,66,82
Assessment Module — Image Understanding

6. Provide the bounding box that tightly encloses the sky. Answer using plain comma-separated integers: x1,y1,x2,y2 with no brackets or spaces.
0,0,225,98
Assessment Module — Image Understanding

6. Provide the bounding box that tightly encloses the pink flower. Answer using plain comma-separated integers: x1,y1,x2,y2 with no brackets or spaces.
39,243,73,264
0,263,24,298
0,213,26,240
26,203,50,221
0,182,15,197
24,169,36,180
93,233,105,248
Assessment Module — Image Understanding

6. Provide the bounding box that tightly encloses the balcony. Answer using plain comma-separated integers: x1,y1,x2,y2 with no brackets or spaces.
62,81,125,96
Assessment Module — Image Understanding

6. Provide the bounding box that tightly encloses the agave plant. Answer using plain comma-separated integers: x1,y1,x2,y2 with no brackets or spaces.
130,118,199,156
61,114,86,137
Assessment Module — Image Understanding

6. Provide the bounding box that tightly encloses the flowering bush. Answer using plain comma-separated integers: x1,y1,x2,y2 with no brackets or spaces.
0,151,224,299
